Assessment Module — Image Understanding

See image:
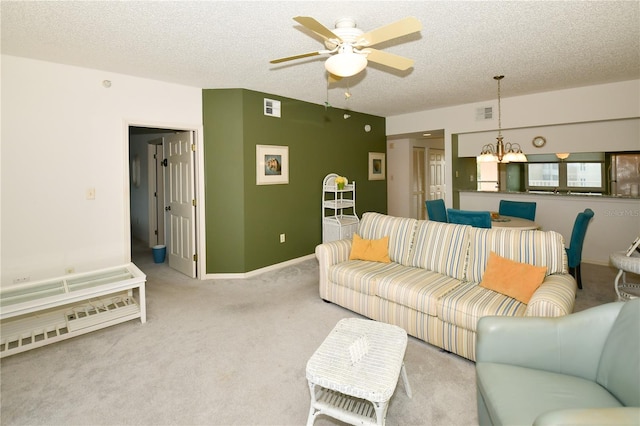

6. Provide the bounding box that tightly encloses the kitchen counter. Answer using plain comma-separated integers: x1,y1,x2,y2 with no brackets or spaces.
458,189,640,200
458,191,640,265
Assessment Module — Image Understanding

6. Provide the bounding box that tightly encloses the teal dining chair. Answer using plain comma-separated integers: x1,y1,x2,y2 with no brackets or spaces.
426,199,448,222
498,200,537,221
566,208,595,289
447,208,492,228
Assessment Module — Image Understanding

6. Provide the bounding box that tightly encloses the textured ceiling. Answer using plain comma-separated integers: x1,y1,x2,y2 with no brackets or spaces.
2,1,639,118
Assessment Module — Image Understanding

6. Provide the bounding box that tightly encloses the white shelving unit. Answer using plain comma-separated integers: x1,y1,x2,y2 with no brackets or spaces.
0,263,146,358
322,173,359,243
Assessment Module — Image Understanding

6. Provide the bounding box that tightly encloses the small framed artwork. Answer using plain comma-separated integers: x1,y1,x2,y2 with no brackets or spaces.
368,152,386,180
256,145,289,185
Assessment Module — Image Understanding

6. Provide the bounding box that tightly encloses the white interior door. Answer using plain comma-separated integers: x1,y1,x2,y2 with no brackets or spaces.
429,149,446,200
411,147,426,219
164,131,196,278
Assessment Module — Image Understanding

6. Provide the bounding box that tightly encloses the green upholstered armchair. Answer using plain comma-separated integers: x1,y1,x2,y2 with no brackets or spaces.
476,299,640,426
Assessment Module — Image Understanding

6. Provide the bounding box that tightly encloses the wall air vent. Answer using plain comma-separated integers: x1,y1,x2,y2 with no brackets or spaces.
264,98,281,118
476,106,492,121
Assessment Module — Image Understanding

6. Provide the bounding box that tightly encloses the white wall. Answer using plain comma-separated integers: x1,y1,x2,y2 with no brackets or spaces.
129,134,151,243
1,55,202,284
386,138,412,217
457,118,639,157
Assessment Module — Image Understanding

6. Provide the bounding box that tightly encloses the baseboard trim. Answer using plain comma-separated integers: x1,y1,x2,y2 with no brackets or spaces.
583,259,615,267
201,254,316,280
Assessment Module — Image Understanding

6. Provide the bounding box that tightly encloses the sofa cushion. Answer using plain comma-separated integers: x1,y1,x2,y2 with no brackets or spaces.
329,260,406,296
596,298,640,407
477,362,623,426
357,212,417,265
438,282,526,332
375,267,464,316
406,220,470,281
480,252,547,304
466,228,566,283
349,234,391,263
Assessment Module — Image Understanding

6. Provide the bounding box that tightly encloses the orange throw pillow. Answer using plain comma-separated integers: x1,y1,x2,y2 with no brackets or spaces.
349,234,391,263
480,251,547,304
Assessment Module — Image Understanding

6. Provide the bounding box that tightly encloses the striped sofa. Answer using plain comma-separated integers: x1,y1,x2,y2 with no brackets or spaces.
315,212,577,361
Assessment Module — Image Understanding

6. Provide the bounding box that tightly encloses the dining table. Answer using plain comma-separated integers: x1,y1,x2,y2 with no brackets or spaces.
490,215,540,230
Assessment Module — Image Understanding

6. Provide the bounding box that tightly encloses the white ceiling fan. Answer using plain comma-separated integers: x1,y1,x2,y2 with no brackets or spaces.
270,16,422,79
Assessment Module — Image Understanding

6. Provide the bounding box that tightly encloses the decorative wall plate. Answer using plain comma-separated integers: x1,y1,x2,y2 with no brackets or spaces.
532,136,546,148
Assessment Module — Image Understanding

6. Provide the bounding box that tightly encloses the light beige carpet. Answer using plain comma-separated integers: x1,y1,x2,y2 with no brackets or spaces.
0,241,622,426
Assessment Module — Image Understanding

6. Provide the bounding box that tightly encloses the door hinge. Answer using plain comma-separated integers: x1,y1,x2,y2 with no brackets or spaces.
193,253,198,262
192,199,196,207
191,144,196,152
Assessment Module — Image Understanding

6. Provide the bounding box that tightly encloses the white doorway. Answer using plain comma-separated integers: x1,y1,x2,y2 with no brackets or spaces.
386,130,445,218
128,127,198,278
411,146,426,219
429,149,446,200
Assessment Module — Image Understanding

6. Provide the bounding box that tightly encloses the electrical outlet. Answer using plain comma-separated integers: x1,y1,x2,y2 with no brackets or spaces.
280,233,286,243
13,276,30,284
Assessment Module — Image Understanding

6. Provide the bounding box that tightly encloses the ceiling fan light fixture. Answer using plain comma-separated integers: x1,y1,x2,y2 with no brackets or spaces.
325,51,368,77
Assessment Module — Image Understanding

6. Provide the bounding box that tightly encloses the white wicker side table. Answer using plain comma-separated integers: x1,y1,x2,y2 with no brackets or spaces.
611,250,640,300
305,318,412,426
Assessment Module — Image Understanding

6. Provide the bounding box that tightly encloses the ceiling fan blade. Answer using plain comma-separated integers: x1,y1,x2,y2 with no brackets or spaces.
364,48,414,71
358,17,422,47
293,16,342,43
270,51,323,64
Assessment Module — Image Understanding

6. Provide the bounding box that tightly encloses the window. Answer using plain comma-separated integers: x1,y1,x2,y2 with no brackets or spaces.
567,163,602,188
528,163,558,187
477,161,499,191
526,153,604,193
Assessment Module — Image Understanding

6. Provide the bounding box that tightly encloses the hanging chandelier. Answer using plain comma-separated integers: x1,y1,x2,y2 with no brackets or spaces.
478,76,527,163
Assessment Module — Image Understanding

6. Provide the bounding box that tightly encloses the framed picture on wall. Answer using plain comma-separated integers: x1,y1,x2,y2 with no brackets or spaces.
256,145,289,185
368,152,386,180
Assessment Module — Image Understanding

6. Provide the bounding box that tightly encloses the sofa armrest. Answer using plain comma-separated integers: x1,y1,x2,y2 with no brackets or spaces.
524,273,577,317
315,239,352,299
476,302,625,381
533,407,640,426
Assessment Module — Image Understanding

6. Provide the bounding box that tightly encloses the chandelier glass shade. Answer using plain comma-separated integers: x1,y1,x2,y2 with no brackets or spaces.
478,76,527,163
325,45,368,77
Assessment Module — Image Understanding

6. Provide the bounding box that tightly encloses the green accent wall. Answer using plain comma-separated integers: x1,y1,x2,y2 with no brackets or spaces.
203,89,387,273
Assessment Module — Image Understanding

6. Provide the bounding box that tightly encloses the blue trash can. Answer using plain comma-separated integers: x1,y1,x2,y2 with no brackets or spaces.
152,245,166,263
